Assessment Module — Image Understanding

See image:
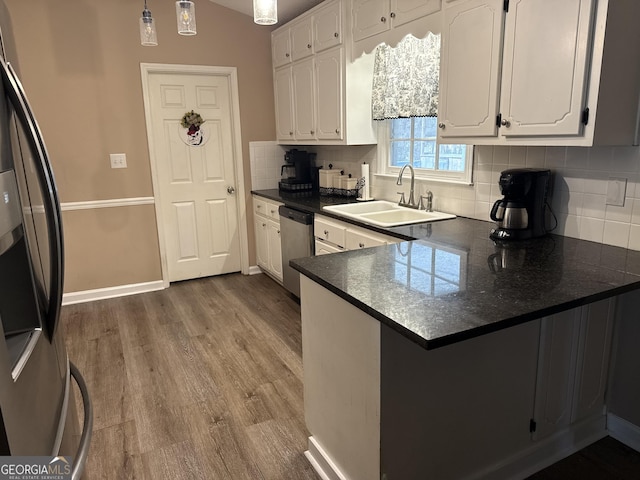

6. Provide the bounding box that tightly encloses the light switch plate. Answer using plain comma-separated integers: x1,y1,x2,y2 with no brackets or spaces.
110,153,127,169
606,177,627,207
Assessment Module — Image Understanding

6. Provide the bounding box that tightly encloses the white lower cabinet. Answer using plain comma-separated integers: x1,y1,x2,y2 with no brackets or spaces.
314,214,399,254
532,298,615,441
302,277,619,479
253,196,283,282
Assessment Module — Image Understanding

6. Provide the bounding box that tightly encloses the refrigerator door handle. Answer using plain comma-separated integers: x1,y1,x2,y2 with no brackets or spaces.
0,57,64,338
69,361,93,480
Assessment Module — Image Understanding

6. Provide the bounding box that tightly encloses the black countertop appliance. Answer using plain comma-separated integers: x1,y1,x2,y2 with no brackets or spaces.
279,149,317,192
490,168,551,241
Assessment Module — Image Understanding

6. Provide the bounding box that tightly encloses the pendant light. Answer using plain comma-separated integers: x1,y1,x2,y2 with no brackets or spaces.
254,0,277,25
139,0,158,46
176,1,197,36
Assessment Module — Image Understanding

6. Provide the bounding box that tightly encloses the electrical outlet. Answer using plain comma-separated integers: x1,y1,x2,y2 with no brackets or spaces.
110,153,127,169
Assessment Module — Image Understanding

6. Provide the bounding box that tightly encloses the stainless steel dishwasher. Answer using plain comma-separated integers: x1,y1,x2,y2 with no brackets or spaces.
279,205,314,298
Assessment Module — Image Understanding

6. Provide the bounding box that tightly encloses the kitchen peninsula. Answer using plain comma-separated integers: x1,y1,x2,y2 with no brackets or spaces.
287,213,640,480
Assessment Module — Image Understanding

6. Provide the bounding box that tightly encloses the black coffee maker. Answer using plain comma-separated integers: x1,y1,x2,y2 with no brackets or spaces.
490,168,551,241
279,149,317,192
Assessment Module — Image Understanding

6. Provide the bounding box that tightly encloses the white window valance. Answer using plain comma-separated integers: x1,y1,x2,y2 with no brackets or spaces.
371,33,441,120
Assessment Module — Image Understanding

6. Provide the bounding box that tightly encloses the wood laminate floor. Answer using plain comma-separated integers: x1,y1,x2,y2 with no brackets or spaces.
61,273,320,479
62,273,640,479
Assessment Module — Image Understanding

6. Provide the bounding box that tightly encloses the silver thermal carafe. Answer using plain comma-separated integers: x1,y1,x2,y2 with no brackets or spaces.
490,168,551,241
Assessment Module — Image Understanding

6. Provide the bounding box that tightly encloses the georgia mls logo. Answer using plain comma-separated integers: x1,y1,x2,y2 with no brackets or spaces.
0,455,72,480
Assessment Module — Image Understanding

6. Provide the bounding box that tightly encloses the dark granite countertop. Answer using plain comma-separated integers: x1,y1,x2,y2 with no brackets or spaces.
253,190,640,350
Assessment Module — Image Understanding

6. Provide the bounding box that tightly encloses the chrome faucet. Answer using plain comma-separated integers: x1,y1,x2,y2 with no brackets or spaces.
396,164,416,208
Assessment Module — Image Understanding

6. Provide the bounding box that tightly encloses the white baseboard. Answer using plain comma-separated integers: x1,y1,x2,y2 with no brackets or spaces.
305,436,348,480
608,413,640,453
62,280,165,305
248,265,262,275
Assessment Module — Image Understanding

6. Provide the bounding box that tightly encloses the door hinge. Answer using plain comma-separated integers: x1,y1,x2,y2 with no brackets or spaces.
529,419,537,433
582,107,590,125
504,0,509,12
496,113,502,127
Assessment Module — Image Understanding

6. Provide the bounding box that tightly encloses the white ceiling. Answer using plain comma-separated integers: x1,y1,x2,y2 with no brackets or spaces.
209,0,324,25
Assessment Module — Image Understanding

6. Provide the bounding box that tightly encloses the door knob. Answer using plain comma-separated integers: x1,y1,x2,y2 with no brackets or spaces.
227,186,235,194
438,123,445,129
501,118,511,128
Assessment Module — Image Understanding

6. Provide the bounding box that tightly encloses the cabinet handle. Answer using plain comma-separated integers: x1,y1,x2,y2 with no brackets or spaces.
335,128,340,134
501,118,511,128
334,32,339,38
324,229,329,236
257,205,262,209
390,12,396,18
310,130,315,135
270,209,275,214
277,230,280,234
380,16,386,23
359,242,365,248
438,122,445,129
262,223,266,227
289,131,293,135
307,43,312,49
285,53,290,57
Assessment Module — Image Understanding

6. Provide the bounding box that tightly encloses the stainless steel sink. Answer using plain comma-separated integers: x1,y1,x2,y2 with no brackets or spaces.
323,201,456,227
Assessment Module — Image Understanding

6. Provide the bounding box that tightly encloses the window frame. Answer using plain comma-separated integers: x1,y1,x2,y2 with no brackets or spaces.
375,118,474,185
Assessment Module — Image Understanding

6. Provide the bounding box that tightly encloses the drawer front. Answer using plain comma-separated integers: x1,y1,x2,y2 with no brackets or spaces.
266,201,282,221
253,197,267,217
315,239,345,255
346,229,387,250
314,216,346,248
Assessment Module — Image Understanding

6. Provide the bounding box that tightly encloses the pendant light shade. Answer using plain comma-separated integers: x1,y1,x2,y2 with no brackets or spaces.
139,0,158,46
176,0,197,35
254,0,277,25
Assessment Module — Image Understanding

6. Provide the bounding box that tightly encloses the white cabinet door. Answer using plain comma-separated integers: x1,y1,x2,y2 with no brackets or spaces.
254,217,269,270
315,48,343,141
267,219,283,280
274,67,295,141
499,0,594,137
572,298,614,423
352,0,390,42
532,310,581,441
292,58,316,140
439,0,505,138
291,17,314,61
390,0,441,28
314,0,342,53
272,28,292,68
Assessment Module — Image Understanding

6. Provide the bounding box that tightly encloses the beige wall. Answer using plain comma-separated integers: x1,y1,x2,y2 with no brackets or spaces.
5,0,276,292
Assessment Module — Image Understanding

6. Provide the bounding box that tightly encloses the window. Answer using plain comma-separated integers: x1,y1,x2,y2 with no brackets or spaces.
379,117,473,184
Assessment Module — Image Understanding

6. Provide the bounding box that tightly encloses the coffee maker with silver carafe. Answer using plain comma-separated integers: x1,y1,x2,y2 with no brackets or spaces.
490,168,551,241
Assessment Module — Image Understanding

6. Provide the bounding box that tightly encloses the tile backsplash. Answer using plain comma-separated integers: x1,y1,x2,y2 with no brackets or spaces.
249,141,640,251
249,141,287,190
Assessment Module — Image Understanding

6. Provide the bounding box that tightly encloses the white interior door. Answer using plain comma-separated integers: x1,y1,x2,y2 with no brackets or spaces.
147,71,241,282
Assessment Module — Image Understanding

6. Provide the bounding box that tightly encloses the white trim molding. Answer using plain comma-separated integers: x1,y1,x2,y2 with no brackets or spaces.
61,197,155,211
608,413,640,453
62,280,165,306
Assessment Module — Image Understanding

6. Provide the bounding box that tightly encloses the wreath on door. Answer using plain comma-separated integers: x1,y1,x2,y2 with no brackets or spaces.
179,110,208,146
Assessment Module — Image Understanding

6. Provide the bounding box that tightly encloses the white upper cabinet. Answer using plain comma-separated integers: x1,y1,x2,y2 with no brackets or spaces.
314,0,343,52
499,0,594,137
271,0,376,145
272,29,292,68
352,0,391,42
291,17,314,61
351,0,442,58
439,0,640,146
438,0,504,138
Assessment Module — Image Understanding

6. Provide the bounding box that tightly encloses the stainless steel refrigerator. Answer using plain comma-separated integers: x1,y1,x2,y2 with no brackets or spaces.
0,2,92,478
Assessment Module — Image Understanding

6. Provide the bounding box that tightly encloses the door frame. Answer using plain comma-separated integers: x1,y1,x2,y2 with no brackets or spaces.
140,63,249,287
